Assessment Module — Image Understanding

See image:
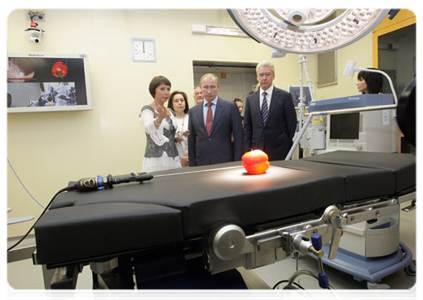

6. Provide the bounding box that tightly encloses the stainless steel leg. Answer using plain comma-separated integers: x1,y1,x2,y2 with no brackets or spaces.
41,265,55,289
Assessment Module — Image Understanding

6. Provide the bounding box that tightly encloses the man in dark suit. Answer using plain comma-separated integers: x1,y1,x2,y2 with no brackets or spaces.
244,61,297,161
188,73,244,166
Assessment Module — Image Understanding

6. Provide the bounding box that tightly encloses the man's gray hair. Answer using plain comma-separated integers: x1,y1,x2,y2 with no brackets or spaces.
256,61,275,74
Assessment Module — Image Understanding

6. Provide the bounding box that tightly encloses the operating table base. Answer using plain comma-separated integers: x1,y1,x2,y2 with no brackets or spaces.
138,257,247,289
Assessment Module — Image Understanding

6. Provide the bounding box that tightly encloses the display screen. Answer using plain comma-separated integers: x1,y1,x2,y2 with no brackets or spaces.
7,53,92,113
330,113,360,140
289,86,312,107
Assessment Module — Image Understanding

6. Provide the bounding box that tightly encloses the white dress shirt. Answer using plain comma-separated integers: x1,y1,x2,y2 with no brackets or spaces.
259,85,274,110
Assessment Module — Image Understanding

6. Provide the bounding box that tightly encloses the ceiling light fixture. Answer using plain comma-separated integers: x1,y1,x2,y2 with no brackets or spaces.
192,24,248,38
228,9,391,54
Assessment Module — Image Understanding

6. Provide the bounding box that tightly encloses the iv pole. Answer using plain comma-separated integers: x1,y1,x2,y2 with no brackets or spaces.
297,55,316,132
290,55,315,160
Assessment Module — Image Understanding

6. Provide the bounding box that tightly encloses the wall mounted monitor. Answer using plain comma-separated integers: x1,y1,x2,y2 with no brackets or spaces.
7,53,92,113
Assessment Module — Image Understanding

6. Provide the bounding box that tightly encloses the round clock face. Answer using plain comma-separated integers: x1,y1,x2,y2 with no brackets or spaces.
133,39,156,62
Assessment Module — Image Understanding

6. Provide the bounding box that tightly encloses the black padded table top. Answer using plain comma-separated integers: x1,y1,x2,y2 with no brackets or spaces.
34,151,416,266
49,162,347,237
35,203,183,265
303,151,415,193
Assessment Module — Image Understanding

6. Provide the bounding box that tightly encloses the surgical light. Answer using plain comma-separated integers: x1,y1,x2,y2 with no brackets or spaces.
228,9,390,54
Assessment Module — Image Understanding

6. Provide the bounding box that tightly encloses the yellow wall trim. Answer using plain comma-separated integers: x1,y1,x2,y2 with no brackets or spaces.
372,9,416,68
374,9,416,33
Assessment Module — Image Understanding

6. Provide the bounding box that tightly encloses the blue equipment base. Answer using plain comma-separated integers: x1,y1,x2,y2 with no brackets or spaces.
321,242,412,283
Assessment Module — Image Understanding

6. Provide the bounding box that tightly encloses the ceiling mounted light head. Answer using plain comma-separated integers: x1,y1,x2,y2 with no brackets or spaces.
228,9,391,54
275,9,336,26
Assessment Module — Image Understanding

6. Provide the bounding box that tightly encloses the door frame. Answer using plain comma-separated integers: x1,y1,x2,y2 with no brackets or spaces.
372,9,416,68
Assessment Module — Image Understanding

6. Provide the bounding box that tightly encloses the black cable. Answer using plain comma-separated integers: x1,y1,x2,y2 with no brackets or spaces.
7,186,70,252
272,279,305,290
281,284,315,300
7,157,45,209
272,279,288,289
28,11,36,22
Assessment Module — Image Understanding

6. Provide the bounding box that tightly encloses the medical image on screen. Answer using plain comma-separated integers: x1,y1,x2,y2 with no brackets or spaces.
40,82,76,107
330,113,360,140
289,86,312,107
8,82,77,108
7,56,88,111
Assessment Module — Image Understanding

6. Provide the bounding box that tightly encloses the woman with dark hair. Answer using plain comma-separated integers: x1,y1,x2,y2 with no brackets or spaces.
140,76,181,172
357,69,384,94
168,91,190,166
233,98,244,124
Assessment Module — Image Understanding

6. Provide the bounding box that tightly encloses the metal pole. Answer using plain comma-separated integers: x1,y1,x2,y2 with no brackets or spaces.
286,114,313,161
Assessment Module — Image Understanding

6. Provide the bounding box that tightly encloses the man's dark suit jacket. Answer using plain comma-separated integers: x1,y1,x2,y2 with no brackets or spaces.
188,98,244,166
243,87,297,161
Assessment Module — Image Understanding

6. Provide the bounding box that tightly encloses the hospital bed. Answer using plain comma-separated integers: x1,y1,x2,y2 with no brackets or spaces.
32,151,416,289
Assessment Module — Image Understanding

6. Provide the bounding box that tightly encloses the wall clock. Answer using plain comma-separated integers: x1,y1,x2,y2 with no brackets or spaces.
132,38,156,62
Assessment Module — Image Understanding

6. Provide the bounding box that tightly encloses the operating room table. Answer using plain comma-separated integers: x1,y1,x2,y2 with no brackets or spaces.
32,151,416,289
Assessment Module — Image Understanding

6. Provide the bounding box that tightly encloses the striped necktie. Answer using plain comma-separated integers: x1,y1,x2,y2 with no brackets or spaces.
261,92,268,125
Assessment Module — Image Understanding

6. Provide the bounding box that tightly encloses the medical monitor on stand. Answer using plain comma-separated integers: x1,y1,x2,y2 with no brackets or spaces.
326,113,361,151
324,110,400,153
329,113,360,140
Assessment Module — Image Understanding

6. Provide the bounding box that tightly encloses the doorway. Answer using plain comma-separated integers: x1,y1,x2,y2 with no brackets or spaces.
192,61,258,109
373,10,416,153
377,24,416,97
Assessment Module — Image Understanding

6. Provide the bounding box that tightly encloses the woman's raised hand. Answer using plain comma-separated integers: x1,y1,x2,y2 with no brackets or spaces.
154,105,171,121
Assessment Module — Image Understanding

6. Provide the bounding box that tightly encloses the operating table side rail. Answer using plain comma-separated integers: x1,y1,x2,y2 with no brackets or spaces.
398,191,416,212
207,195,408,274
